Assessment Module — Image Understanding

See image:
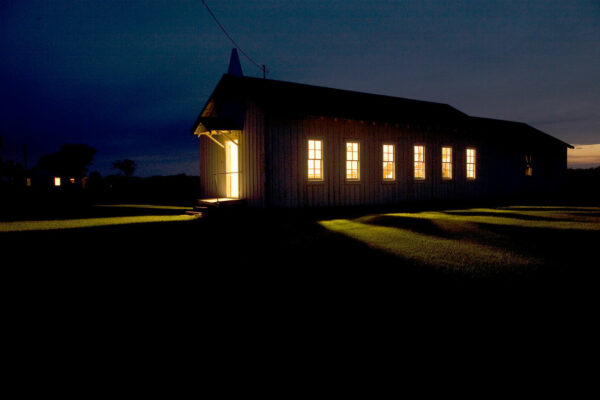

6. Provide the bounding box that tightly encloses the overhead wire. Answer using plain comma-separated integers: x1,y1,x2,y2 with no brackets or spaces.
200,0,268,77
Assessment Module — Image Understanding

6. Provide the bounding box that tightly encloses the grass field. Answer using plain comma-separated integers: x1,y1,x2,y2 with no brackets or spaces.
2,201,599,355
4,203,597,379
319,205,600,273
3,203,598,276
2,203,599,307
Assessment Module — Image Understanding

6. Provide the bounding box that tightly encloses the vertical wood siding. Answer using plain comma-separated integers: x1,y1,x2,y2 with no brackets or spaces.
240,101,266,207
201,106,567,208
199,135,226,198
260,114,566,208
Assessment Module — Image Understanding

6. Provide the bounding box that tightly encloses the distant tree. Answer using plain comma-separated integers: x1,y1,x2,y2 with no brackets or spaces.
35,144,97,177
0,159,25,185
0,138,26,185
112,159,136,177
85,171,104,192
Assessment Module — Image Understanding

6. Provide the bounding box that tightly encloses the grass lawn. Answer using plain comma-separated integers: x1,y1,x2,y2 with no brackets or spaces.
0,200,600,318
319,205,600,273
0,203,195,232
2,203,599,302
4,202,597,379
3,200,600,360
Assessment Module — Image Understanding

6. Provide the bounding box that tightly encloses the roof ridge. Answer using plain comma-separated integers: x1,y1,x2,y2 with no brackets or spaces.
227,74,467,114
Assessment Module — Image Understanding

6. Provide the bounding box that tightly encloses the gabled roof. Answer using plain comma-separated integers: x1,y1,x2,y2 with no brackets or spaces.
469,116,574,148
192,74,467,134
192,74,573,148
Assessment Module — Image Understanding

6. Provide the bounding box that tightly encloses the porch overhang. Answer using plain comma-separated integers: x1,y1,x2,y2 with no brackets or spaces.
192,117,242,137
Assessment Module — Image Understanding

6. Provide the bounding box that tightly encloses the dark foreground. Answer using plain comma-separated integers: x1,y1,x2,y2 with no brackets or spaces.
3,202,599,386
3,202,599,296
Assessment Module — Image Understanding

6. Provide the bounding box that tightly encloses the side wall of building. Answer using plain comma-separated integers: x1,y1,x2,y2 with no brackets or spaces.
263,114,567,208
239,101,266,207
199,135,226,198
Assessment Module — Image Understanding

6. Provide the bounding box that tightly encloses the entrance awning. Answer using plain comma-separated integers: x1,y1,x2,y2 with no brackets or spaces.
192,117,242,136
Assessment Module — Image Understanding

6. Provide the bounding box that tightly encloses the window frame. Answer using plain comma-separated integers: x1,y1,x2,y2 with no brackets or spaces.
306,138,324,182
382,142,396,183
465,147,477,181
345,140,361,182
441,146,453,181
413,144,426,181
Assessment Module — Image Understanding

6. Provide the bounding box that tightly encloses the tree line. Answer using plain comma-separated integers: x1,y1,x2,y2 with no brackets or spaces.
1,140,137,186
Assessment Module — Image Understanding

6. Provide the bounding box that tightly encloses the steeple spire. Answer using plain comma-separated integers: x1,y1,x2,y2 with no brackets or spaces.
227,48,243,77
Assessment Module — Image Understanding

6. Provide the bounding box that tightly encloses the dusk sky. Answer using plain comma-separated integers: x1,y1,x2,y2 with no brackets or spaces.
1,0,599,176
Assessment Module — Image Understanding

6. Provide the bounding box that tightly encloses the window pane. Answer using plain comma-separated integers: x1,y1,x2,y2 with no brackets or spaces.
414,146,424,162
308,140,323,180
442,147,452,179
442,147,452,163
383,144,395,181
346,142,360,180
466,148,476,179
414,146,425,179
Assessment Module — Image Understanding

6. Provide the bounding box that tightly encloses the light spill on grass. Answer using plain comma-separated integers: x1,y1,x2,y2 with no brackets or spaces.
448,207,600,222
0,215,198,233
505,205,600,211
384,210,600,230
319,219,537,270
94,204,193,211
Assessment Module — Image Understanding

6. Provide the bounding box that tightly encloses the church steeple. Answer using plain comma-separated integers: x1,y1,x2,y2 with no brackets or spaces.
227,48,243,77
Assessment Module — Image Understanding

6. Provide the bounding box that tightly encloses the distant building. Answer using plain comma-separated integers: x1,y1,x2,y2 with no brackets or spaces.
28,169,85,190
192,60,572,208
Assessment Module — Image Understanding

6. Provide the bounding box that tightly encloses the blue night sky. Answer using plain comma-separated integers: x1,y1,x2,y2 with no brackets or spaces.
1,0,599,176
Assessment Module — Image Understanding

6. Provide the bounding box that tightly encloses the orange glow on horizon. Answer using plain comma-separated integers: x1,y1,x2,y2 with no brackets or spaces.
568,144,600,168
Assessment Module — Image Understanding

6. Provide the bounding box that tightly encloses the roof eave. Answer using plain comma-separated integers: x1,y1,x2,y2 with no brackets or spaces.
190,74,235,136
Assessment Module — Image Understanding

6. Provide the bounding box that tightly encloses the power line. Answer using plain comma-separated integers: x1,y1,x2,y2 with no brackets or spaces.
201,0,268,78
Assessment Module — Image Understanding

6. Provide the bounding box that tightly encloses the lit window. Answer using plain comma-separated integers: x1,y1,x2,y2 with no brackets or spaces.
308,139,323,180
26,178,32,187
346,141,360,181
226,141,239,198
442,147,452,180
466,148,476,180
525,155,533,176
54,177,61,187
383,144,395,181
414,145,425,180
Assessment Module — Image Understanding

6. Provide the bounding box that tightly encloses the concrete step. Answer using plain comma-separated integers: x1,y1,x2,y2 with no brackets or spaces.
197,198,246,208
185,210,204,217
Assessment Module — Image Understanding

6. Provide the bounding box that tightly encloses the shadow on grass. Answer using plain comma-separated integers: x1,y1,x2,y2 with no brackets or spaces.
357,214,459,240
356,213,516,252
442,210,574,222
2,211,544,302
470,221,600,261
501,206,600,213
5,206,599,317
337,211,600,283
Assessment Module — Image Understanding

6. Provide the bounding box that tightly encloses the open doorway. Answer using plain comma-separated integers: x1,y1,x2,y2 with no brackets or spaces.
225,140,239,198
